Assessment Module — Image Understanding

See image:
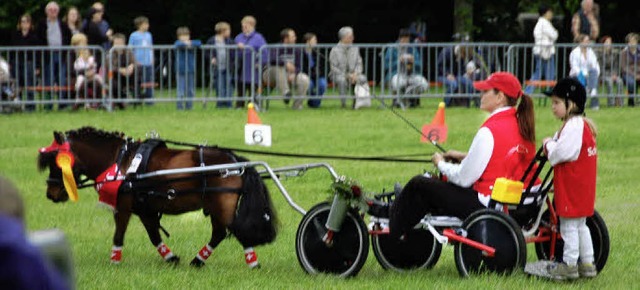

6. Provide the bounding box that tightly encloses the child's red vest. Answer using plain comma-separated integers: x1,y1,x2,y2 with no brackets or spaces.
473,108,537,196
553,121,597,217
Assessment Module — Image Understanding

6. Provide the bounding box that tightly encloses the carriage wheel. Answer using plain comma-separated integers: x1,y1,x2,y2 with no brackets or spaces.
295,202,369,277
534,210,610,272
372,228,442,271
454,209,526,277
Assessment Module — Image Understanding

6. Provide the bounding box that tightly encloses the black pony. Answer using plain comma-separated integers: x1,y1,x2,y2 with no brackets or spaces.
38,126,277,267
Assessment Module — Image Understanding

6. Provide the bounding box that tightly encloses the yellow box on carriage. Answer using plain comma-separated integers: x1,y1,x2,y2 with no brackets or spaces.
491,177,524,204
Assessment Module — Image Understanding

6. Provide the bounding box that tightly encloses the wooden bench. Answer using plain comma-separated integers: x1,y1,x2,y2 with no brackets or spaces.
524,80,556,106
23,85,75,110
524,80,556,88
24,85,74,93
140,82,159,89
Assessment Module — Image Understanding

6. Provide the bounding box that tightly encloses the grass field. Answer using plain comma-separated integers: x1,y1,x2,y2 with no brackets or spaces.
1,97,639,289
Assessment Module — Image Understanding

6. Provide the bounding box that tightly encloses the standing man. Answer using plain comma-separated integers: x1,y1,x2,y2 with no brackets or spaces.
571,0,600,41
83,2,112,50
36,1,72,110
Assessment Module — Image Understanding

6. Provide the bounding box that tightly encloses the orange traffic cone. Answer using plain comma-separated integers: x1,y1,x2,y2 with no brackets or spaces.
247,102,262,124
431,102,446,125
421,102,448,143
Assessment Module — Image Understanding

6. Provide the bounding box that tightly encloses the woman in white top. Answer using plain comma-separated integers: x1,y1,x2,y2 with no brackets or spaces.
525,5,558,94
389,72,538,238
569,34,600,109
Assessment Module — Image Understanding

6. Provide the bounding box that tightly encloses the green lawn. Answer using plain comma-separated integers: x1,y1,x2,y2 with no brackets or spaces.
1,97,638,289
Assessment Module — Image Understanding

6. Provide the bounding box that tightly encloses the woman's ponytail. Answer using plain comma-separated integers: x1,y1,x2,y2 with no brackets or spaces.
516,93,536,142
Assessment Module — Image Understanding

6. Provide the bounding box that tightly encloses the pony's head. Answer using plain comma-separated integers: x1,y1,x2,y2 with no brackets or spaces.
37,127,126,203
38,131,77,202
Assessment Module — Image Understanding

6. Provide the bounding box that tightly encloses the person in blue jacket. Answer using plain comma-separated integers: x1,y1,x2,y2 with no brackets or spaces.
0,176,69,290
174,26,202,110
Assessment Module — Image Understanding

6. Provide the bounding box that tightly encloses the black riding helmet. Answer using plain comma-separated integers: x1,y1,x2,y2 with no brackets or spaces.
544,77,587,114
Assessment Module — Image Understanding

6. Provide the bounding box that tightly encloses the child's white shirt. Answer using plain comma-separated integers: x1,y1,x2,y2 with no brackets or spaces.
545,117,584,166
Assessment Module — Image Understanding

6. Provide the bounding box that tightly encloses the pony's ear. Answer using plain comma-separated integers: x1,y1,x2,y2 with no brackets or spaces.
54,131,64,144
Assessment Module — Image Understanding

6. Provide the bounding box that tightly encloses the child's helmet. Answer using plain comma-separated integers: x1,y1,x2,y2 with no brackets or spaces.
545,77,587,113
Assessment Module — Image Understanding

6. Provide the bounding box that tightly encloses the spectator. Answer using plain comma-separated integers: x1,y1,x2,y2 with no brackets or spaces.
71,33,104,110
82,2,112,50
206,21,234,108
436,44,484,107
10,14,39,112
0,176,70,290
524,5,558,95
63,6,81,35
302,32,327,108
0,56,15,113
128,16,154,105
329,26,368,108
109,33,135,110
81,7,110,57
263,28,310,110
569,34,600,110
598,36,624,107
36,1,72,110
174,26,201,110
384,28,429,108
620,32,640,107
571,0,600,41
234,15,267,108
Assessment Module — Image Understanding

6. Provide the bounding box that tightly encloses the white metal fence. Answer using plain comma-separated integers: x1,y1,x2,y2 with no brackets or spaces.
1,42,638,112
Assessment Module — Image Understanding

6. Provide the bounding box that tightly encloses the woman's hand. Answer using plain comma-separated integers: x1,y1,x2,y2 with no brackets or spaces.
431,152,444,165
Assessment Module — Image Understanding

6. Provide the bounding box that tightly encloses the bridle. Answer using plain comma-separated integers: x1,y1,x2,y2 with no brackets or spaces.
39,137,94,191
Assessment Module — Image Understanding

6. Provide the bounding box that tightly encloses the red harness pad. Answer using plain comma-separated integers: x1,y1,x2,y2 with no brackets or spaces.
95,163,124,210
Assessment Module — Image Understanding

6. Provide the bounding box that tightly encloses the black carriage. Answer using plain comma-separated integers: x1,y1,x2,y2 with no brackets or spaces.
294,146,610,277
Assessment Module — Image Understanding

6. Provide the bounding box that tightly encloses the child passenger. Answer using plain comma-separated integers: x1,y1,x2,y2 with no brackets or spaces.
543,77,598,280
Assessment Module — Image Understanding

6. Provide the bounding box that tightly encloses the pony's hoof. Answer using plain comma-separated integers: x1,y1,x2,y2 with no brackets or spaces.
250,263,261,270
190,258,205,268
166,256,180,265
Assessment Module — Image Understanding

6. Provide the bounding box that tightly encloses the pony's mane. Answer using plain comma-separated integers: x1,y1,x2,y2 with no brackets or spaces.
65,126,126,142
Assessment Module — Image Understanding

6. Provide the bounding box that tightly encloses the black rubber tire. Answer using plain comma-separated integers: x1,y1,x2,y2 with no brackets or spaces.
295,202,369,277
534,210,610,272
454,209,526,277
372,228,442,271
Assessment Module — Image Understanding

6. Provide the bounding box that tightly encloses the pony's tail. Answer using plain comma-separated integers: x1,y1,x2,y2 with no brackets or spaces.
229,156,278,247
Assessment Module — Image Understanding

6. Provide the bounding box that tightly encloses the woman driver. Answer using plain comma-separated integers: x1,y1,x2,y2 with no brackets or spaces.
389,72,537,237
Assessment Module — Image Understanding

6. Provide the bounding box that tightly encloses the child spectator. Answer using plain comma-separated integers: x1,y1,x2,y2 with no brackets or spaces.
128,16,154,105
543,77,598,281
206,21,234,108
234,15,267,108
71,33,104,109
109,33,135,110
174,26,201,110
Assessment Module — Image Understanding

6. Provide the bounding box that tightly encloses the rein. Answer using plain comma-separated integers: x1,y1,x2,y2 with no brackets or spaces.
162,139,433,163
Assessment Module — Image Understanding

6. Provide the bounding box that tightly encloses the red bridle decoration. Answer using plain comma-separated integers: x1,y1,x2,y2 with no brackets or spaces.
39,139,79,202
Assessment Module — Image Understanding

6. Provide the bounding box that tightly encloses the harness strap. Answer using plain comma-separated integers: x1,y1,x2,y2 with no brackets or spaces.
144,186,242,199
